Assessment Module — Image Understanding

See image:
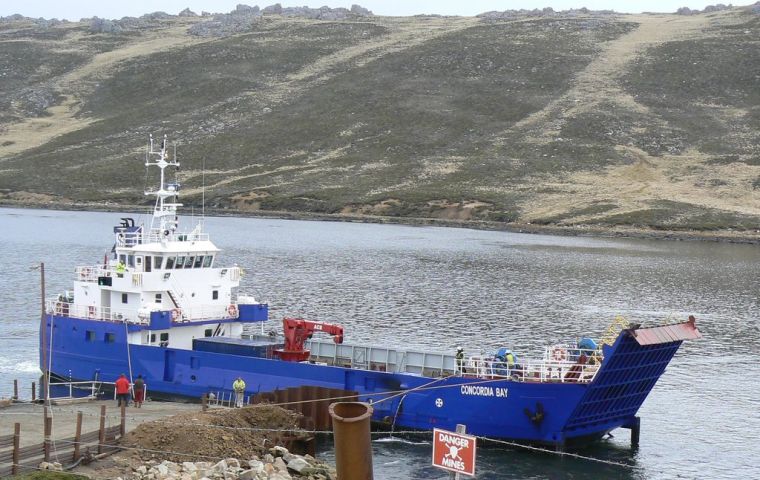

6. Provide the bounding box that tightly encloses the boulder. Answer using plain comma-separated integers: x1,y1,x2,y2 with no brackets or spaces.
247,460,265,472
212,459,228,473
270,446,289,457
273,457,288,472
225,458,241,469
285,456,311,474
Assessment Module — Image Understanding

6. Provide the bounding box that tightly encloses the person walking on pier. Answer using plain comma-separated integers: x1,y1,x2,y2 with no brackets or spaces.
115,373,130,407
233,376,246,408
133,374,145,408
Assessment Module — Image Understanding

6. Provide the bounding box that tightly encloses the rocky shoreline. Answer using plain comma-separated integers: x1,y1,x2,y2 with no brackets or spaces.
2,200,759,245
40,446,334,480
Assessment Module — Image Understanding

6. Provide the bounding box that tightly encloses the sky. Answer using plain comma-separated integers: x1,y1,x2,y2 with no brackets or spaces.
0,0,753,19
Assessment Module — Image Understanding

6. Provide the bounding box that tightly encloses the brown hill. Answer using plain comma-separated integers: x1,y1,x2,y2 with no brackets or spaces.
0,5,759,233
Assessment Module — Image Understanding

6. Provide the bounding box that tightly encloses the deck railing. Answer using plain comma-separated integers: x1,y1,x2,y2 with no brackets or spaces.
459,356,601,383
116,230,210,247
47,299,237,324
307,338,602,384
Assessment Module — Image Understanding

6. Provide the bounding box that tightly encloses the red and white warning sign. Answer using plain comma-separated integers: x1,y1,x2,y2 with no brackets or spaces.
432,428,477,476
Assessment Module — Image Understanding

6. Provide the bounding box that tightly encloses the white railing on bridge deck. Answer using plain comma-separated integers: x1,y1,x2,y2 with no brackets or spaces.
116,230,210,247
74,265,111,283
74,266,241,285
460,355,601,383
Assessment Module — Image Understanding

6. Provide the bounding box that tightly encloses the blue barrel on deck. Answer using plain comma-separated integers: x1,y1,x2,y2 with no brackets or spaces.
238,303,268,322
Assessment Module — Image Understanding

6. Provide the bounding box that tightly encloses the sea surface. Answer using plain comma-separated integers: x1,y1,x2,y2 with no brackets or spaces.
1,207,758,479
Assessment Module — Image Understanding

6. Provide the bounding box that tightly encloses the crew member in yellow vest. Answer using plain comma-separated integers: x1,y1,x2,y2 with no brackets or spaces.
233,377,246,408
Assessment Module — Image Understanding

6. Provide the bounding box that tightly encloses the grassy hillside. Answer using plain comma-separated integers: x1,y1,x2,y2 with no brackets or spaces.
0,5,759,233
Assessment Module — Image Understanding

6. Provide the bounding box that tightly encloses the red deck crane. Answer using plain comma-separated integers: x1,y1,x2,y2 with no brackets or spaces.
273,317,344,362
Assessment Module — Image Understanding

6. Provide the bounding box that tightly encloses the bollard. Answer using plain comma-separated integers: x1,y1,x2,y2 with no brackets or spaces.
32,381,36,402
329,402,374,480
201,393,208,411
13,379,18,401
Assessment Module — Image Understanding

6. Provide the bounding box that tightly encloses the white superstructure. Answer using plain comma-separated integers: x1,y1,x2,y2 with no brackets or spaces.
50,135,262,350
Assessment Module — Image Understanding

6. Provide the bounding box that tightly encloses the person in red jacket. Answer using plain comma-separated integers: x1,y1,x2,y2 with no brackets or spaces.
115,373,130,407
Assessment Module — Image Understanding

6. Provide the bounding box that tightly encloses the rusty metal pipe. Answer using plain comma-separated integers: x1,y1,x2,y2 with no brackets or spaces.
329,402,374,480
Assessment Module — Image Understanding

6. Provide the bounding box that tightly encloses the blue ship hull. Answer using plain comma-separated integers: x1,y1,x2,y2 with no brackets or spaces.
41,313,696,448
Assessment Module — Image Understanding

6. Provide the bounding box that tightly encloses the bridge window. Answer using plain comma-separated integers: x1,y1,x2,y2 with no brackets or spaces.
154,256,163,269
175,256,185,269
105,333,115,343
159,332,169,347
127,255,135,267
184,256,194,268
165,257,175,269
150,333,156,343
203,255,213,268
212,290,218,300
85,331,95,342
155,293,162,304
194,256,203,268
204,328,213,337
121,293,128,304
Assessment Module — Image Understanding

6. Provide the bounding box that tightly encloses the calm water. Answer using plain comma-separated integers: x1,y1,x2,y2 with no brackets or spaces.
1,207,758,479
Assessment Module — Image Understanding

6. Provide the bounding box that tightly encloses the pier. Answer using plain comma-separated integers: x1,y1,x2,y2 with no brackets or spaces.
0,386,198,477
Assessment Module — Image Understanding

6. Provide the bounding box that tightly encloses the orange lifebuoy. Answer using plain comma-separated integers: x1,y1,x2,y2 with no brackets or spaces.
227,304,238,317
171,308,182,321
551,346,567,362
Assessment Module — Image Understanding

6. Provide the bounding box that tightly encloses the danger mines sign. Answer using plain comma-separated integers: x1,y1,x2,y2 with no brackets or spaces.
432,428,477,476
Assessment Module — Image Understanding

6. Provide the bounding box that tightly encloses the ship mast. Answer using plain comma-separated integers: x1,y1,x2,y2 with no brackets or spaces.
145,134,181,234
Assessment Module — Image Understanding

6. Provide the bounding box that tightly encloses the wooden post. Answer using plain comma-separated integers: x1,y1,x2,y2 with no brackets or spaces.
12,423,20,475
120,402,126,437
73,411,83,461
98,405,106,454
43,414,52,462
13,379,18,401
32,381,36,402
201,393,208,411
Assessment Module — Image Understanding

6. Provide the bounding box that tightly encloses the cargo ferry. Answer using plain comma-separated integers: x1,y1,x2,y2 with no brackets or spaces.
40,136,701,449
